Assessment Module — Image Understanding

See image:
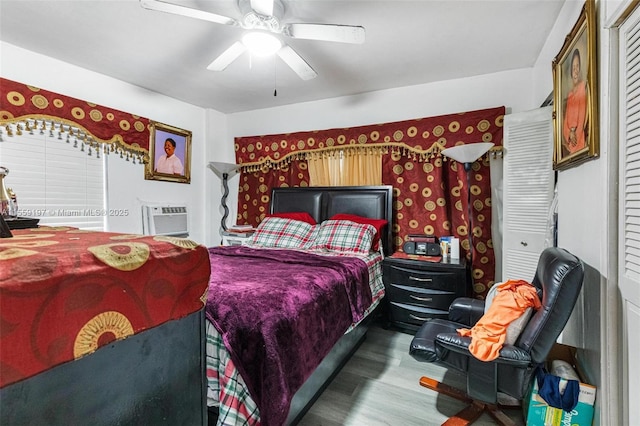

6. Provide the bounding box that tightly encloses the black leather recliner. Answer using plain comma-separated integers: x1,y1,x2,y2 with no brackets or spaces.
409,247,584,426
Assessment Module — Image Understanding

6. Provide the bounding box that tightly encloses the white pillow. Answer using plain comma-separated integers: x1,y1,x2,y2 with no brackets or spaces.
484,283,533,345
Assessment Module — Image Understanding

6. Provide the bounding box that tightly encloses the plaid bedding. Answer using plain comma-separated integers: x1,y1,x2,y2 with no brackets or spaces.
206,249,384,426
248,217,317,249
309,220,376,254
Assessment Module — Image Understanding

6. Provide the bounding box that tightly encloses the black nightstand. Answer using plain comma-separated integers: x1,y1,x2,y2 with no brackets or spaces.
382,256,470,333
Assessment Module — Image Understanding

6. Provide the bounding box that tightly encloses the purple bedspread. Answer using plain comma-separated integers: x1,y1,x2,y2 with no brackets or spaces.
206,245,372,426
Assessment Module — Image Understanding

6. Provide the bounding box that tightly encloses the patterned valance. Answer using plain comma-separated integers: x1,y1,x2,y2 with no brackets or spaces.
0,78,149,164
235,106,505,172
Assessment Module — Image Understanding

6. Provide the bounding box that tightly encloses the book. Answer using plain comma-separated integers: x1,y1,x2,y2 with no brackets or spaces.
390,251,442,263
229,224,254,231
225,227,255,236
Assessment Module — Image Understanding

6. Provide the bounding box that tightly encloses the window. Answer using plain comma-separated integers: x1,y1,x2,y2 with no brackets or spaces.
0,129,106,230
307,149,382,186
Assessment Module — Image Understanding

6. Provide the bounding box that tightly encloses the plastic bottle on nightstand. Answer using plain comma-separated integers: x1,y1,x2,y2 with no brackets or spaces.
450,237,460,260
440,242,447,259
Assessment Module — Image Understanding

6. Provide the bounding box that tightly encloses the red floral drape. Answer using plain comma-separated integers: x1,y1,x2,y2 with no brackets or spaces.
0,78,150,163
235,106,504,298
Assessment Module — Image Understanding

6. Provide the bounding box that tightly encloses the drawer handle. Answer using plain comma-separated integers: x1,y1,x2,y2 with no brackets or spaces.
410,295,433,302
409,276,432,282
409,314,430,322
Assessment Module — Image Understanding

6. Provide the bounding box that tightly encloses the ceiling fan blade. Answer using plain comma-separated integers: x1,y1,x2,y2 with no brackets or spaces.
277,45,317,80
250,0,274,17
284,23,365,44
140,0,239,26
207,42,247,71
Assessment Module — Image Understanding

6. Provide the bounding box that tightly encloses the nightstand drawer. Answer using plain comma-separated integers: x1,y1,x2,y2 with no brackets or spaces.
382,256,469,332
385,283,456,310
388,301,449,329
383,263,463,292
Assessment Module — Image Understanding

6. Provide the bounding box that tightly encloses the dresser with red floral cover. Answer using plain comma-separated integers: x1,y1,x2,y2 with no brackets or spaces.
0,226,211,388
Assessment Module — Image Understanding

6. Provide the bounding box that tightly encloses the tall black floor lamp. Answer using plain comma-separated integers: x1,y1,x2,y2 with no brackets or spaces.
208,161,240,233
440,142,494,282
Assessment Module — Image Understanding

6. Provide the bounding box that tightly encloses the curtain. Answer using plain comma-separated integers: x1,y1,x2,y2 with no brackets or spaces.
307,152,334,186
237,162,310,225
344,149,382,186
382,149,495,295
308,149,382,186
1,78,150,164
234,106,505,298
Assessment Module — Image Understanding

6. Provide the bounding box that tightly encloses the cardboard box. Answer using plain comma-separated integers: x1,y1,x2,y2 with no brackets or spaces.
524,344,596,426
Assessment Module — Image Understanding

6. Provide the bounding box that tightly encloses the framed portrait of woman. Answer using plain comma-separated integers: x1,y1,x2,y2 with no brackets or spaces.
144,121,192,184
552,0,598,170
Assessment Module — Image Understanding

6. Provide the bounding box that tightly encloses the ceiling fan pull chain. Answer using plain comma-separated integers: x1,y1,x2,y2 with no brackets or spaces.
273,56,277,97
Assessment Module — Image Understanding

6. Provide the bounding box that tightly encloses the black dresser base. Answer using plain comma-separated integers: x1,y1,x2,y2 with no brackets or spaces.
1,310,207,426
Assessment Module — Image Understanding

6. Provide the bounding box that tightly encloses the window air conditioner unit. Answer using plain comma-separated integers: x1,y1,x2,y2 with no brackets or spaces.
142,205,189,237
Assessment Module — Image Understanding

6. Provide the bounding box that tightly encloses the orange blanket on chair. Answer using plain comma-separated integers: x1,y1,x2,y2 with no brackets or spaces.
457,279,541,361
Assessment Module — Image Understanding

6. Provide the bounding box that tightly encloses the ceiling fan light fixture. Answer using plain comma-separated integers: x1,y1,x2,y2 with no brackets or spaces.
242,32,282,57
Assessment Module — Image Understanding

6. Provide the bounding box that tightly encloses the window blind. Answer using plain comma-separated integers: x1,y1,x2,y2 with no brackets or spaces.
0,131,106,230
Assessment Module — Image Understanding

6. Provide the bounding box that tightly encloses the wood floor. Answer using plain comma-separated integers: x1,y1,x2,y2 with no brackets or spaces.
297,323,526,426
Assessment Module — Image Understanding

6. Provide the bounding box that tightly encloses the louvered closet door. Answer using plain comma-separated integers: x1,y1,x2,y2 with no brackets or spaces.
502,106,554,282
619,7,640,424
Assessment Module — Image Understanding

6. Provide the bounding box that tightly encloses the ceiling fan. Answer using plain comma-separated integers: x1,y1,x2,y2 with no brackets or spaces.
140,0,366,80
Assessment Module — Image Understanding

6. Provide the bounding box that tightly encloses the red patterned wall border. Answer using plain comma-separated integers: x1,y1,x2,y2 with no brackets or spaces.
0,78,150,163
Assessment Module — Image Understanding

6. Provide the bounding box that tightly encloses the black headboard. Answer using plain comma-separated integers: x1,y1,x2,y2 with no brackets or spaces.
270,185,394,255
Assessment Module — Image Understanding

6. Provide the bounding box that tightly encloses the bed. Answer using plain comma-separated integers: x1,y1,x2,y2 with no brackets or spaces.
205,185,393,426
0,186,393,425
0,228,212,425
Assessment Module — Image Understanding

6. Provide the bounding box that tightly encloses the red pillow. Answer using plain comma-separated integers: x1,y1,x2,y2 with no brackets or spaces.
330,213,387,251
267,211,317,225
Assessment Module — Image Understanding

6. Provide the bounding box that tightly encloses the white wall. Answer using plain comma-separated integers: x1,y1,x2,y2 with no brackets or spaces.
227,68,534,138
531,0,593,353
532,0,604,276
1,42,220,245
205,108,232,245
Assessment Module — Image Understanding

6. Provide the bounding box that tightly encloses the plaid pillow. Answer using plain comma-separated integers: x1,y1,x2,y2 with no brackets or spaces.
249,217,316,249
329,213,387,251
310,220,376,254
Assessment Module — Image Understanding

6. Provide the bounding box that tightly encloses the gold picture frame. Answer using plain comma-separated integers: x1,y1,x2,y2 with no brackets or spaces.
552,0,598,170
145,121,192,184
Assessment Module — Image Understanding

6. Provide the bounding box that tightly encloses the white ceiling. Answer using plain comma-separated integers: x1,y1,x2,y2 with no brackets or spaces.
0,0,565,114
